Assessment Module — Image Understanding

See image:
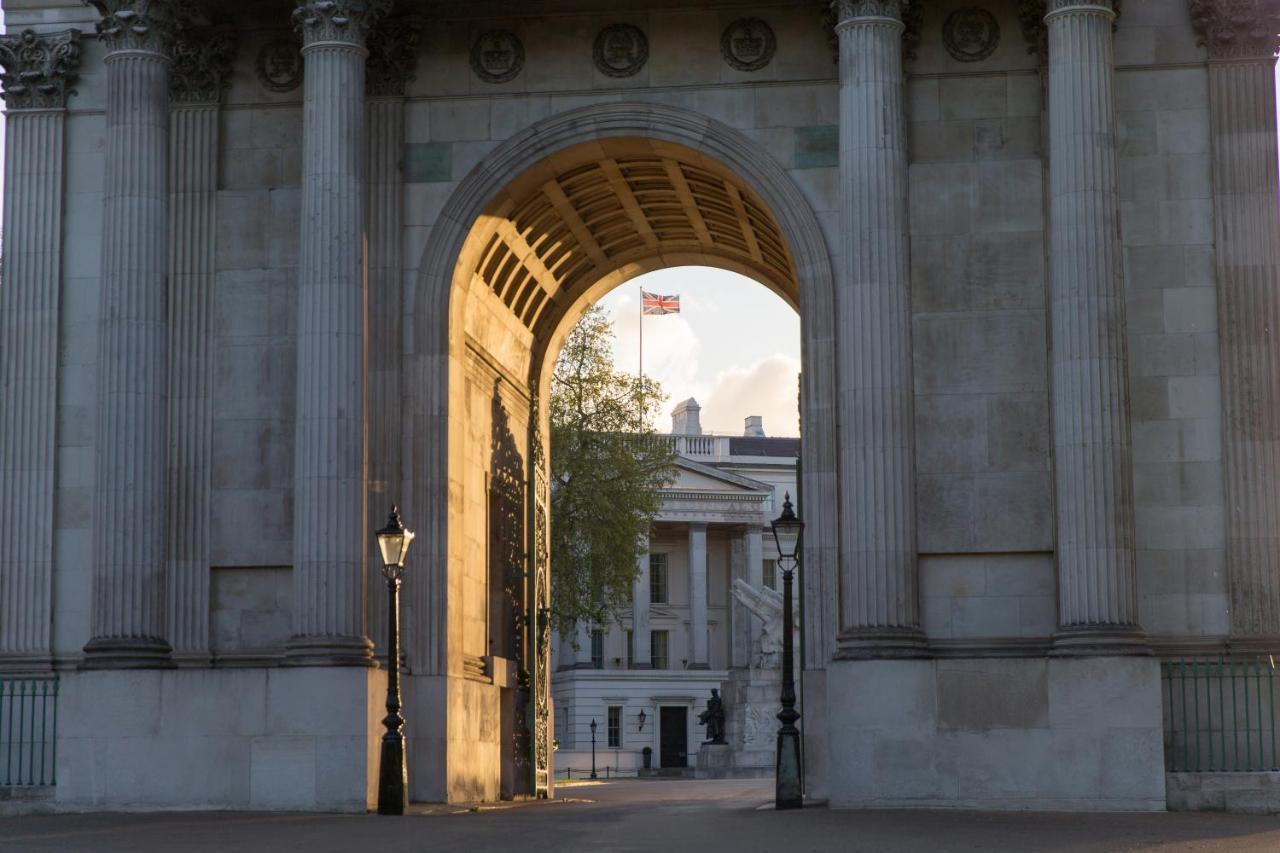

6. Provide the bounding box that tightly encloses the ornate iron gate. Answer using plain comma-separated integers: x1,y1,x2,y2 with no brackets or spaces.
527,396,552,797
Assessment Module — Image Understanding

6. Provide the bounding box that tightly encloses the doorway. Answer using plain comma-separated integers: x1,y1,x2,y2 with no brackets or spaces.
660,706,689,769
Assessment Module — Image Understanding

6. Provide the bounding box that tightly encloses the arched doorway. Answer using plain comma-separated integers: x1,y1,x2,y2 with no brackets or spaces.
404,103,837,803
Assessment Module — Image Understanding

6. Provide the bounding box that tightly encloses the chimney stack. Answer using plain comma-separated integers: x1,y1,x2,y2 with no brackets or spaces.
671,398,702,435
743,415,765,437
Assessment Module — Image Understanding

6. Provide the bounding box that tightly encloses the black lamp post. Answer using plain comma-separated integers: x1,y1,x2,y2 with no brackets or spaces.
375,505,415,816
589,718,599,779
770,492,804,810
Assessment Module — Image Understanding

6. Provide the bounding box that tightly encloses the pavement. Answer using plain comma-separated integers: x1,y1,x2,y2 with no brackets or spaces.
2,778,1280,853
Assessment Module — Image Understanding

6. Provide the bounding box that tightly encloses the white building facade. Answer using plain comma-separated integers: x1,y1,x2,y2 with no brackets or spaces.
552,402,799,776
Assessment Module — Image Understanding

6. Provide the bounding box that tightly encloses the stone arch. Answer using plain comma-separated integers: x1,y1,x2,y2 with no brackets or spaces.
403,101,839,800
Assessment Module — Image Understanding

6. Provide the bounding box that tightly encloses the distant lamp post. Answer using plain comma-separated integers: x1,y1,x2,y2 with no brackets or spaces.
770,492,804,810
589,718,599,779
637,708,647,732
375,505,415,816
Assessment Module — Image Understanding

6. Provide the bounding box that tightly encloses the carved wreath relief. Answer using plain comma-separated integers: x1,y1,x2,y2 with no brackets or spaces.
593,24,648,78
471,30,524,84
943,7,1000,62
255,38,303,92
721,18,776,72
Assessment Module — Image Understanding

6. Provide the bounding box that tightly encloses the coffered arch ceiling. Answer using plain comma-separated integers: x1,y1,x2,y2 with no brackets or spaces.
456,137,798,350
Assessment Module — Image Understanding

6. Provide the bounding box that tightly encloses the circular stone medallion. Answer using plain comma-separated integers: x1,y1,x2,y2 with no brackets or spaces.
593,24,649,78
721,18,776,72
255,38,303,93
471,30,525,84
942,7,1000,63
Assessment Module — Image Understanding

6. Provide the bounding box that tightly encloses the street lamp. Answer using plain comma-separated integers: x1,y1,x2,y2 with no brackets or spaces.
770,492,804,810
589,718,599,779
637,708,647,732
375,505,415,816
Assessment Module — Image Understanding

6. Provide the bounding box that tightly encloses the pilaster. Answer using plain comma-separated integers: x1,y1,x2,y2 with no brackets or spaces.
165,22,235,665
0,29,81,671
687,523,709,669
287,0,389,665
84,0,180,668
631,538,651,668
1189,0,1280,643
830,0,927,659
1045,0,1146,654
365,16,418,664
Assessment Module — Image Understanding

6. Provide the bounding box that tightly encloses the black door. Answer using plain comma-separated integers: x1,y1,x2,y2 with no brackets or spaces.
659,706,688,768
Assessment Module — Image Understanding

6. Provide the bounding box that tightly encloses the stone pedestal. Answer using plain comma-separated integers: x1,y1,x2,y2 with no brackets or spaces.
694,743,733,779
725,667,782,774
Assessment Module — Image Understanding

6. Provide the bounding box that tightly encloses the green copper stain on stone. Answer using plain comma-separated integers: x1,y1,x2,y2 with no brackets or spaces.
404,142,452,183
794,125,838,169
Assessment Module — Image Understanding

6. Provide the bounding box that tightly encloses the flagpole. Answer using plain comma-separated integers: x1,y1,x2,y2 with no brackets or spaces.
638,285,644,382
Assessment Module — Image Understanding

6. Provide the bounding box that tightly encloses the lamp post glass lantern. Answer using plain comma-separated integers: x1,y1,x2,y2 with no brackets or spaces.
638,708,647,732
376,505,415,815
770,492,804,810
589,718,598,779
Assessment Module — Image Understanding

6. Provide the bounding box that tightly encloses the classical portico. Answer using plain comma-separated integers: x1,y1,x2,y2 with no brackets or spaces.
1,0,1279,815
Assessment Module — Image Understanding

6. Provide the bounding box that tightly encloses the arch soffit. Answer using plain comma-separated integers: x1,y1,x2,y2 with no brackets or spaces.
411,102,836,378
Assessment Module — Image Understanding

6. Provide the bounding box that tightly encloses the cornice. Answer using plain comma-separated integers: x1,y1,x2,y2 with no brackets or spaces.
0,28,82,110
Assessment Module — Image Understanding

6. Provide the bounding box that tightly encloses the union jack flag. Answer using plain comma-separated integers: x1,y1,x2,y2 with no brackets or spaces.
641,290,680,315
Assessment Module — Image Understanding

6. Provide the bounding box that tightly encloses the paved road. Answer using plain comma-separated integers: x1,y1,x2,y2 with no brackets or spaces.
2,779,1279,852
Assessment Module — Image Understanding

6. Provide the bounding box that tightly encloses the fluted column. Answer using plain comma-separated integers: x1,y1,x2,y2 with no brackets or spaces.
1045,0,1145,653
84,3,177,668
0,30,82,670
165,25,235,664
687,523,709,669
631,538,651,668
364,17,418,665
288,0,388,665
1189,0,1280,643
831,0,926,659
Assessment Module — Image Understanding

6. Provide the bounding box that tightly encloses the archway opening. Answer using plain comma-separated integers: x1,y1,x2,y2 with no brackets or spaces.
406,106,837,805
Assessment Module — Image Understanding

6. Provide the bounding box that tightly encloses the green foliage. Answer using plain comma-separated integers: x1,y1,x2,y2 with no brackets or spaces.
549,305,676,636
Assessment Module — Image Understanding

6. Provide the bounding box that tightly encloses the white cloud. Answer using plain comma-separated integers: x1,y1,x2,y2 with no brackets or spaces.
700,354,801,437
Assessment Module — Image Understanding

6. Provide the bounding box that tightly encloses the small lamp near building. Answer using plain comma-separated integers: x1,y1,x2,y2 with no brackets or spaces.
375,505,415,816
770,492,804,810
637,708,647,732
589,718,599,779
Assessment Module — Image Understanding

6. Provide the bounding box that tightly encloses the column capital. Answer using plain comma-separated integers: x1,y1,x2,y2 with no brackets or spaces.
169,24,235,105
86,0,179,56
830,0,905,30
1190,0,1280,61
293,0,392,50
0,29,82,110
365,15,420,97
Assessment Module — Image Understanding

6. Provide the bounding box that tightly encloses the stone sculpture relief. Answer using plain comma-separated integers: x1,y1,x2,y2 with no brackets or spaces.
942,7,999,62
471,30,524,83
594,23,648,77
721,18,776,71
255,38,302,92
732,578,793,670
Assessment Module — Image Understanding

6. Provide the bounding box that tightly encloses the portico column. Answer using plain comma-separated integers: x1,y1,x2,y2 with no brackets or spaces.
687,524,709,669
0,29,82,670
1189,0,1280,643
632,538,651,668
1045,0,1145,653
574,621,594,668
287,1,387,664
830,0,926,658
84,2,178,668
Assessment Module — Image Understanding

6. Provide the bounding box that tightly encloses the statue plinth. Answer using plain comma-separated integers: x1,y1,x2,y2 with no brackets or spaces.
694,742,734,779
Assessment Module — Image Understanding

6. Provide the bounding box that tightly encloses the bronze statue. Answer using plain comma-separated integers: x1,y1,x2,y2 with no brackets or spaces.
698,688,726,745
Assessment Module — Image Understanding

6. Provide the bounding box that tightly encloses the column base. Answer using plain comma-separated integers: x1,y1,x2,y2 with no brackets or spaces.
686,662,711,670
80,637,174,670
833,626,930,660
1051,624,1151,656
284,635,375,666
0,653,55,674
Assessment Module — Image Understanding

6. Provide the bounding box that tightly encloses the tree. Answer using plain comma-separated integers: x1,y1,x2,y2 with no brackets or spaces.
549,305,676,636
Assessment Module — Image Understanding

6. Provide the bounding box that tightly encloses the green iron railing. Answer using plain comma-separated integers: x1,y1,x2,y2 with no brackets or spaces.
0,677,58,787
1162,656,1278,773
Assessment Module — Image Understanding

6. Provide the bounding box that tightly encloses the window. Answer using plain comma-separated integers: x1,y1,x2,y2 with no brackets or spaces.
763,559,777,591
607,706,621,748
590,629,604,669
649,553,668,603
650,630,669,669
626,630,633,668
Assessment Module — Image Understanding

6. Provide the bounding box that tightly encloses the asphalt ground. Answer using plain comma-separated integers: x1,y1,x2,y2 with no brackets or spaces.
2,778,1279,853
